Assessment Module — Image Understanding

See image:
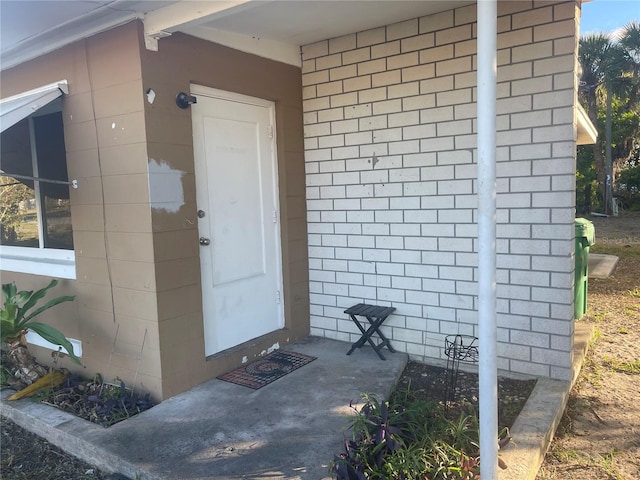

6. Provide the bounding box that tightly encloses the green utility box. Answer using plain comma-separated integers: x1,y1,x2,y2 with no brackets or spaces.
574,218,596,319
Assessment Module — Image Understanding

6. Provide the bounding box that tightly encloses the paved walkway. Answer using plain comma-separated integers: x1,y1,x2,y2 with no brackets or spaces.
588,253,619,279
1,337,407,480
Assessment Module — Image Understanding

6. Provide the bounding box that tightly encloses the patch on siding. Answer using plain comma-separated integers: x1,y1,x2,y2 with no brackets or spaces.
148,158,185,213
260,342,281,356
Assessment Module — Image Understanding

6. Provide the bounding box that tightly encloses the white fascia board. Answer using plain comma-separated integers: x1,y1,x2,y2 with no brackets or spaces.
143,0,256,50
576,102,598,145
0,80,68,132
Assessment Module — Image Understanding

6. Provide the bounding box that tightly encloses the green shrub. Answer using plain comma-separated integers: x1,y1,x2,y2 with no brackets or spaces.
1,279,79,364
615,163,640,211
332,391,483,479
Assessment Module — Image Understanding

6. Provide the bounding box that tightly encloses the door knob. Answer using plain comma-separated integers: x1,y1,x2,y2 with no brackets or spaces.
199,237,211,246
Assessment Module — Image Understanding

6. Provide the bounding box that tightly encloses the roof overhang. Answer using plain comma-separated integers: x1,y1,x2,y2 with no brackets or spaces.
0,80,68,133
576,103,598,145
1,0,473,70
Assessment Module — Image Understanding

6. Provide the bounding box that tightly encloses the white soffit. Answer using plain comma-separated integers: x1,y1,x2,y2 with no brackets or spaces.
0,1,171,71
175,0,473,65
0,80,69,133
1,0,473,70
185,0,473,46
576,103,598,145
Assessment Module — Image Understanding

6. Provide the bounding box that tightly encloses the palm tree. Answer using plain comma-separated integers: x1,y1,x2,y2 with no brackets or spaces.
618,21,640,108
611,22,640,201
579,35,614,211
579,33,630,213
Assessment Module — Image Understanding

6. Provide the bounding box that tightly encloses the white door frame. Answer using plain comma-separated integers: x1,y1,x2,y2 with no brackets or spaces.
191,84,285,356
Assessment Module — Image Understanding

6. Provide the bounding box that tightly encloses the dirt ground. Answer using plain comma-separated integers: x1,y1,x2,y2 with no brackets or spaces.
537,212,640,480
0,418,109,480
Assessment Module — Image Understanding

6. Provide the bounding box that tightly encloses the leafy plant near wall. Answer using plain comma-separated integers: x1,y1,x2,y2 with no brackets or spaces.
332,389,510,480
34,374,155,427
1,279,79,387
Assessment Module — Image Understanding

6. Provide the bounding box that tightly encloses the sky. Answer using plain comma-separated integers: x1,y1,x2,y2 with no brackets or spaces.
581,0,640,37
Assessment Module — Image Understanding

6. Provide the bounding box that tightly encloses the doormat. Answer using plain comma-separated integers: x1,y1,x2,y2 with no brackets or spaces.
217,350,316,390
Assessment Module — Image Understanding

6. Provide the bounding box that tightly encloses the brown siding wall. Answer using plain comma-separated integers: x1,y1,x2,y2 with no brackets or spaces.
0,22,164,398
2,21,308,400
139,29,308,397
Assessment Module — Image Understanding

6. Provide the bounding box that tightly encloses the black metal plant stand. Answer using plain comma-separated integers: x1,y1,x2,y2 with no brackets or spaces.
444,335,479,410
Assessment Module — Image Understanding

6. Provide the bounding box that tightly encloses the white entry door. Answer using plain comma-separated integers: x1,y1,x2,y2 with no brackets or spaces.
191,86,284,356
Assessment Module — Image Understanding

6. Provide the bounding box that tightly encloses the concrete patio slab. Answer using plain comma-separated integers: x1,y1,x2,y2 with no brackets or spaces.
2,328,593,480
589,253,619,279
1,337,407,480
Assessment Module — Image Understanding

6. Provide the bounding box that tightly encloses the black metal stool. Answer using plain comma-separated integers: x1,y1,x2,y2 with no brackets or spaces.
344,303,396,360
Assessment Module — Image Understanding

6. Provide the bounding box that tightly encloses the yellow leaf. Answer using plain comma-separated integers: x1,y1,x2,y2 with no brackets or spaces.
6,370,67,400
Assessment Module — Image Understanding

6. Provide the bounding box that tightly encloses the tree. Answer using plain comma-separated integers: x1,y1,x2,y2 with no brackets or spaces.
576,145,597,214
579,23,640,214
618,21,640,109
578,34,623,212
0,175,32,244
611,22,640,213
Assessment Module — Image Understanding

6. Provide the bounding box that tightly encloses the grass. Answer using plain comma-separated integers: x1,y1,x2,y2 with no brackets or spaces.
596,450,625,480
552,447,582,462
581,356,604,387
601,357,640,374
590,243,640,258
593,312,608,323
541,447,625,480
537,234,640,480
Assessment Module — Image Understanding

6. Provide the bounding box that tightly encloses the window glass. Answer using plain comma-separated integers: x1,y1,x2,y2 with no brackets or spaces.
0,109,73,250
34,112,73,249
0,177,38,247
43,194,73,249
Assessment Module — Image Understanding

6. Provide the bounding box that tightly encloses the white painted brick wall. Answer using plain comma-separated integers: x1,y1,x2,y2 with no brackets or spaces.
302,1,579,381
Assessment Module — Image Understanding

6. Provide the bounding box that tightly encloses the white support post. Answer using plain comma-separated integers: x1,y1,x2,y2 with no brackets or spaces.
477,0,499,479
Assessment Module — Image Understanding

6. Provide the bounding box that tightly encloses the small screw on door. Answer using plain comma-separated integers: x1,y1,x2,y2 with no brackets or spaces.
197,210,206,218
199,237,211,246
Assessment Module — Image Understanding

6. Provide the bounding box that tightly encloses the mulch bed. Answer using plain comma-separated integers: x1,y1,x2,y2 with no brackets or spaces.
1,348,154,429
0,416,109,480
0,367,153,479
35,374,155,428
395,361,537,430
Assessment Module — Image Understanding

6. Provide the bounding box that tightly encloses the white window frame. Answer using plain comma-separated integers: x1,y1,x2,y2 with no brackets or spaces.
0,245,76,279
0,110,76,279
